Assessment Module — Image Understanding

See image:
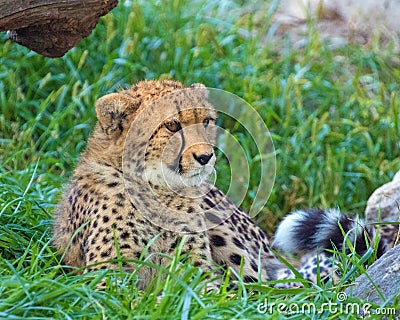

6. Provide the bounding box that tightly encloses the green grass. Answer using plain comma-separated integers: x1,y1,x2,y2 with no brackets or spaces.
1,0,399,318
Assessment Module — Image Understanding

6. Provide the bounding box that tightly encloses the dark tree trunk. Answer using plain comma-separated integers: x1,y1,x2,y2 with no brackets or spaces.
0,0,119,58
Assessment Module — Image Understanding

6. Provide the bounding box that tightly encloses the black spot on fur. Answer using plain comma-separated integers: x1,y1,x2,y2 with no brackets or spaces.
170,238,180,250
121,232,130,240
376,239,387,258
208,188,217,198
116,193,125,200
205,212,222,225
204,198,215,208
244,275,257,283
210,235,226,247
187,207,195,213
229,253,242,266
250,261,259,273
258,229,267,240
100,249,111,258
232,237,245,250
187,236,196,244
115,201,124,207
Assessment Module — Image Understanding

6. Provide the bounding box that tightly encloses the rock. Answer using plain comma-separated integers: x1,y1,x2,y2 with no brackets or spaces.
275,0,400,46
347,246,400,306
394,170,400,183
347,173,400,310
365,171,400,247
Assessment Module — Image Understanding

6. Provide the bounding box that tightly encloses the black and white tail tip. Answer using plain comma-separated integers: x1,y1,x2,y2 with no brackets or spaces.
272,208,386,257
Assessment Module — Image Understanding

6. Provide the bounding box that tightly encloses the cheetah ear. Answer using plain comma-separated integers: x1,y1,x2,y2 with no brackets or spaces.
95,93,140,137
190,83,209,98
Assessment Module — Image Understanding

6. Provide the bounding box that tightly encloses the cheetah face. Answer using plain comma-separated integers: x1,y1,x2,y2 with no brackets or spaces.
94,82,217,189
142,89,217,188
143,108,217,188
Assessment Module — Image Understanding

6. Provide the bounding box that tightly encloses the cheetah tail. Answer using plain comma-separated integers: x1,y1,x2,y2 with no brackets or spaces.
272,208,387,258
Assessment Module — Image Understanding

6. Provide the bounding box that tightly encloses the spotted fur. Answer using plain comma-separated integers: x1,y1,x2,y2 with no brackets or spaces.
53,80,386,290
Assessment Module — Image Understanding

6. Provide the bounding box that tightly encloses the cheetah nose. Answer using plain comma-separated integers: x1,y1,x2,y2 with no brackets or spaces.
193,153,213,166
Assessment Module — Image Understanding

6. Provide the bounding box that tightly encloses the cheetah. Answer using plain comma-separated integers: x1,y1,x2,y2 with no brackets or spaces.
53,80,386,289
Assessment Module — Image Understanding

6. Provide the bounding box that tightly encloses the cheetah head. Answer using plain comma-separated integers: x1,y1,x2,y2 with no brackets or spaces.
93,80,217,189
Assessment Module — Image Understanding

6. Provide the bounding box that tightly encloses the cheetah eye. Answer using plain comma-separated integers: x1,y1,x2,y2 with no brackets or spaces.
164,120,182,133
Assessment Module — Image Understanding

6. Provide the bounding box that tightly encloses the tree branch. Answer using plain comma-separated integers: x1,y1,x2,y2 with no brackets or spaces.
0,0,119,58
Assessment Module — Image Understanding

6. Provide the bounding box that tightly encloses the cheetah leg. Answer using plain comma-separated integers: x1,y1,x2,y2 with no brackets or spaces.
179,235,221,292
